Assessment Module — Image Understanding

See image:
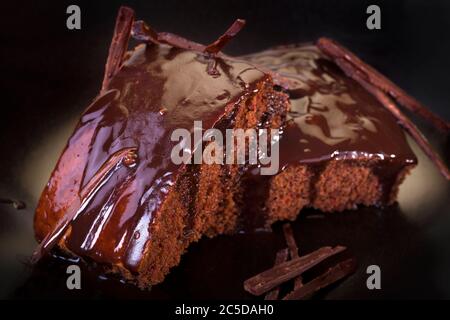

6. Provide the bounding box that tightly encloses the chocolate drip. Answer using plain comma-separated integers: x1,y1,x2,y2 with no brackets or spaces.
372,159,407,203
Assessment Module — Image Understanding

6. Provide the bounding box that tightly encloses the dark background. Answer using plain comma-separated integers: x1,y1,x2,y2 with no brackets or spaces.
0,0,449,299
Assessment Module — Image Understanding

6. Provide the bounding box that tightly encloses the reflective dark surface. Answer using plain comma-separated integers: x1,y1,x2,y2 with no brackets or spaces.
0,0,449,299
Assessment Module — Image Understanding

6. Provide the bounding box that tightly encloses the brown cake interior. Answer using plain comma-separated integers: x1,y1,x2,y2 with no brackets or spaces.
136,79,296,285
266,160,413,224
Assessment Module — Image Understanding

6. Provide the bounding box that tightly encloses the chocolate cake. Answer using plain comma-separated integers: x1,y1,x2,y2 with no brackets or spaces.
241,45,418,222
33,7,448,287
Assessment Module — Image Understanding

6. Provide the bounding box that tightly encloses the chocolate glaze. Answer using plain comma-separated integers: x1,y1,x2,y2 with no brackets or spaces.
242,45,417,200
243,45,416,166
229,45,417,229
35,43,266,272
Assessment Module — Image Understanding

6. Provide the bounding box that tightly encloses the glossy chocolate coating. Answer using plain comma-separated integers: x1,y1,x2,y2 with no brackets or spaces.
242,45,417,168
35,43,266,272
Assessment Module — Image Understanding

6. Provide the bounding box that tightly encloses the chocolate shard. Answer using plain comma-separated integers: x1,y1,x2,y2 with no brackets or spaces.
204,19,246,55
0,198,26,210
282,223,303,289
317,37,450,134
102,6,134,91
282,258,357,300
131,20,205,51
334,57,450,180
132,18,245,56
131,20,158,42
264,248,289,300
243,246,346,296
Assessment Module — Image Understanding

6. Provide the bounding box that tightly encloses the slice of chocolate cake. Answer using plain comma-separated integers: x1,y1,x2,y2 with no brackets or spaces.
33,7,290,286
33,7,448,287
240,44,418,223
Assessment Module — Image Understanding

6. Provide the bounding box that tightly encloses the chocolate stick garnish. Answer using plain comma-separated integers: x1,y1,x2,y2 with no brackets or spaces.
317,37,450,134
282,258,357,300
132,20,205,51
0,198,25,210
132,19,246,76
132,19,246,56
102,6,135,91
31,148,137,264
264,248,289,300
282,224,303,289
204,19,246,55
244,246,346,296
334,58,450,180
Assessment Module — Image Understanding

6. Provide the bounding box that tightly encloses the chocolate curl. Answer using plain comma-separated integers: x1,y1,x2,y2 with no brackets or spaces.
204,19,246,55
31,147,137,264
132,19,245,54
132,19,245,76
264,249,289,300
283,259,357,300
335,58,450,180
131,20,205,51
102,6,135,91
317,37,450,134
